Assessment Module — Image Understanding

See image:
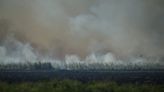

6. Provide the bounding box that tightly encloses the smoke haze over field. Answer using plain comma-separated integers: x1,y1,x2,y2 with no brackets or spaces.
0,0,164,66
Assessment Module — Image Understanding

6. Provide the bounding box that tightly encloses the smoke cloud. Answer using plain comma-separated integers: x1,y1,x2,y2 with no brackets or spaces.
0,0,164,67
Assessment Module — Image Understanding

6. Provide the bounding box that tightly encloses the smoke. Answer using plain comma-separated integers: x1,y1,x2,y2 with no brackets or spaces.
0,0,164,67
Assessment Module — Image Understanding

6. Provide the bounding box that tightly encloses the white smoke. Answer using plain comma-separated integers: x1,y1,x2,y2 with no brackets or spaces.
0,36,163,70
0,0,164,69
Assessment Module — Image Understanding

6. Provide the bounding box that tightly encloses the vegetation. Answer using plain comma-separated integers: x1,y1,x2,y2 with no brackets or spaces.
0,62,53,71
0,62,164,71
0,80,164,92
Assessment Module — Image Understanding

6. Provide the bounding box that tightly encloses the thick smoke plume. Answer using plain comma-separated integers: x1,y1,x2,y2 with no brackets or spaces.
0,0,164,68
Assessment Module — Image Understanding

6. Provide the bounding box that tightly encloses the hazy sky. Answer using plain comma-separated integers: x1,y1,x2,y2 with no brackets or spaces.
0,0,164,60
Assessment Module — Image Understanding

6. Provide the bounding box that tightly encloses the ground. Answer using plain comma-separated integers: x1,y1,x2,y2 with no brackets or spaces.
0,79,164,92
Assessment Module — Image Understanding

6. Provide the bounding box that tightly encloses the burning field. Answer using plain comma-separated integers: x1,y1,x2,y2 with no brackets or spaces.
0,0,164,91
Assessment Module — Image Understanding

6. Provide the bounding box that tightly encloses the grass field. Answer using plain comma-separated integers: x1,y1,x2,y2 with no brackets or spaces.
0,80,164,92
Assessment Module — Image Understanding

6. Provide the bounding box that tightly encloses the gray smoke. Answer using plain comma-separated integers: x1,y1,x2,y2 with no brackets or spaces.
0,0,164,67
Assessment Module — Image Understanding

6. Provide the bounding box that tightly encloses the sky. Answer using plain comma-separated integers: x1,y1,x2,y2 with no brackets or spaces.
0,0,164,66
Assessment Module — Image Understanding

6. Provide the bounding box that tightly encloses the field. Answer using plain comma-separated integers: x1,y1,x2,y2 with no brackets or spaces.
0,70,164,92
0,70,164,83
0,79,164,92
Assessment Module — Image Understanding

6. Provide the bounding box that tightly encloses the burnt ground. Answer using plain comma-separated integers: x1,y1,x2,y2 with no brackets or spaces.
0,70,164,84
